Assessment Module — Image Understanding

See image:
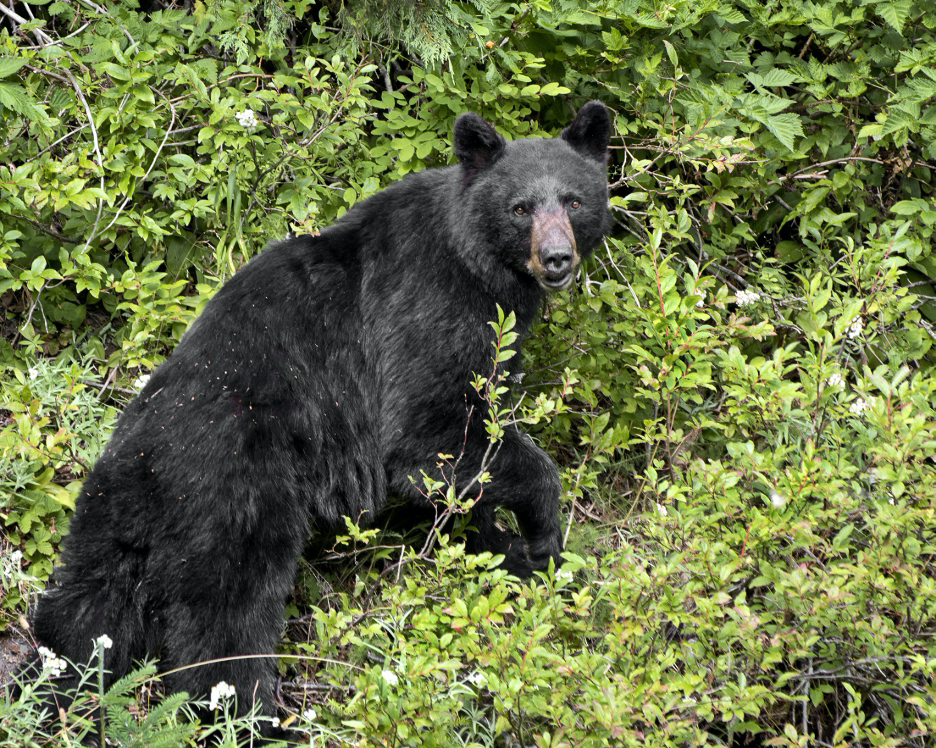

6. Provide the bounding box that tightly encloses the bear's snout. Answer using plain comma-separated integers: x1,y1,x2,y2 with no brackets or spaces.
528,206,579,290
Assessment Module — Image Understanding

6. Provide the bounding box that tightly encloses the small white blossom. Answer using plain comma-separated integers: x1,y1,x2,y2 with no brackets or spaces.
303,707,317,722
826,371,845,387
695,290,706,307
849,396,874,415
133,373,150,390
887,497,895,505
96,634,113,650
467,671,487,686
770,490,785,508
735,288,761,307
10,550,23,566
655,502,667,517
235,108,258,130
28,366,39,380
270,717,280,728
37,646,67,677
209,681,236,710
381,669,399,687
847,316,863,339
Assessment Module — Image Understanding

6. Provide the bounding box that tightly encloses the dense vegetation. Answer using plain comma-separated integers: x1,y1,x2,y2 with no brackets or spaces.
1,0,935,745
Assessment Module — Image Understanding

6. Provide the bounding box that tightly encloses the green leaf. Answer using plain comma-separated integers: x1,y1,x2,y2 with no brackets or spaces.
760,112,803,151
877,0,912,32
0,82,42,122
0,57,27,78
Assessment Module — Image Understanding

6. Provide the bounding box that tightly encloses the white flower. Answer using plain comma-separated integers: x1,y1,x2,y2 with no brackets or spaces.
270,717,280,728
655,502,667,517
96,634,113,650
381,668,399,687
695,290,706,307
28,366,39,380
303,707,317,721
467,671,486,686
10,550,23,566
826,371,844,386
735,288,761,307
37,646,67,677
235,109,258,130
133,373,150,390
847,316,863,339
209,681,236,710
849,396,874,415
769,490,785,507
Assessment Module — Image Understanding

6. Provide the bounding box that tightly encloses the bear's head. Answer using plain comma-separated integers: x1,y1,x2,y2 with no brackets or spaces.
453,102,612,291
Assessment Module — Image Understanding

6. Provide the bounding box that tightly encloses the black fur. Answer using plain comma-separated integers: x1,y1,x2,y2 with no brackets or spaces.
25,102,612,723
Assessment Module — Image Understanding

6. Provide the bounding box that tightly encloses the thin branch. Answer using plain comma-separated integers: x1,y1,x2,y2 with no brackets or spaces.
0,2,55,45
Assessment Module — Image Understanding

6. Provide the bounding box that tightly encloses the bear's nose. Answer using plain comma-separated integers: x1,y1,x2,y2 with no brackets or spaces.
541,244,574,276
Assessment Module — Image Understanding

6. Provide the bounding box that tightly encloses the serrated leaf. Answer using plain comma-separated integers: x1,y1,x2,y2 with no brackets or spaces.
880,108,916,136
878,0,912,32
0,57,26,78
0,82,42,122
747,69,798,90
760,112,803,151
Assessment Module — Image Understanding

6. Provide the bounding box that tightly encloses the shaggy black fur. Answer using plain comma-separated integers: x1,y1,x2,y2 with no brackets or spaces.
24,102,612,725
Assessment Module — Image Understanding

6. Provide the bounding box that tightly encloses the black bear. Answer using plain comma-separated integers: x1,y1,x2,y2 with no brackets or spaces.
24,101,611,724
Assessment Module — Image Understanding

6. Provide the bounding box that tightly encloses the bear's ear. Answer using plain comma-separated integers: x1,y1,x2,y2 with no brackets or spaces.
560,100,610,164
454,112,506,177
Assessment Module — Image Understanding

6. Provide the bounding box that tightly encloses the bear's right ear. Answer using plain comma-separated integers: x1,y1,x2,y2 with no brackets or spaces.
454,112,506,179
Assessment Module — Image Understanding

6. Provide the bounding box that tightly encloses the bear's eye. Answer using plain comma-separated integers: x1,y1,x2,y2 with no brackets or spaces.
570,200,581,210
513,205,526,216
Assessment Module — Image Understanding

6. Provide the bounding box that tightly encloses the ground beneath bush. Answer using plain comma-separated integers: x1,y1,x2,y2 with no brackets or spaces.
0,626,31,692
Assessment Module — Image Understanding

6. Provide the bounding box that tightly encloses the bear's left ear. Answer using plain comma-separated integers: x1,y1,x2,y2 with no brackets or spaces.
561,100,610,164
454,112,506,178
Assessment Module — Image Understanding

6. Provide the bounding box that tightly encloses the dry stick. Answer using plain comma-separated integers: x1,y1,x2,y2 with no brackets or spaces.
90,99,177,247
20,21,92,50
0,2,55,45
60,68,105,255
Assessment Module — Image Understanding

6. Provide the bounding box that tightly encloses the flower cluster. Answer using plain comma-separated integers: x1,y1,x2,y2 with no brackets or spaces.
769,490,785,507
303,707,317,722
655,502,668,517
132,373,150,390
695,289,706,307
235,109,258,131
849,397,874,415
847,316,863,339
735,288,761,307
826,371,845,386
96,634,113,650
209,681,236,710
38,646,67,677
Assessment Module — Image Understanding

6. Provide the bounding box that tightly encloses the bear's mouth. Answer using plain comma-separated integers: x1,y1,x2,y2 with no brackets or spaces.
539,272,574,291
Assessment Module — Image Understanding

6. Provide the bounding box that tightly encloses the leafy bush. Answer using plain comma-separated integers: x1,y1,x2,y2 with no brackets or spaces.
2,0,935,745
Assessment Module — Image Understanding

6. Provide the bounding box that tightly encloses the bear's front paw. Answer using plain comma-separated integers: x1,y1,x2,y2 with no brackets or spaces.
498,534,535,579
527,534,563,573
